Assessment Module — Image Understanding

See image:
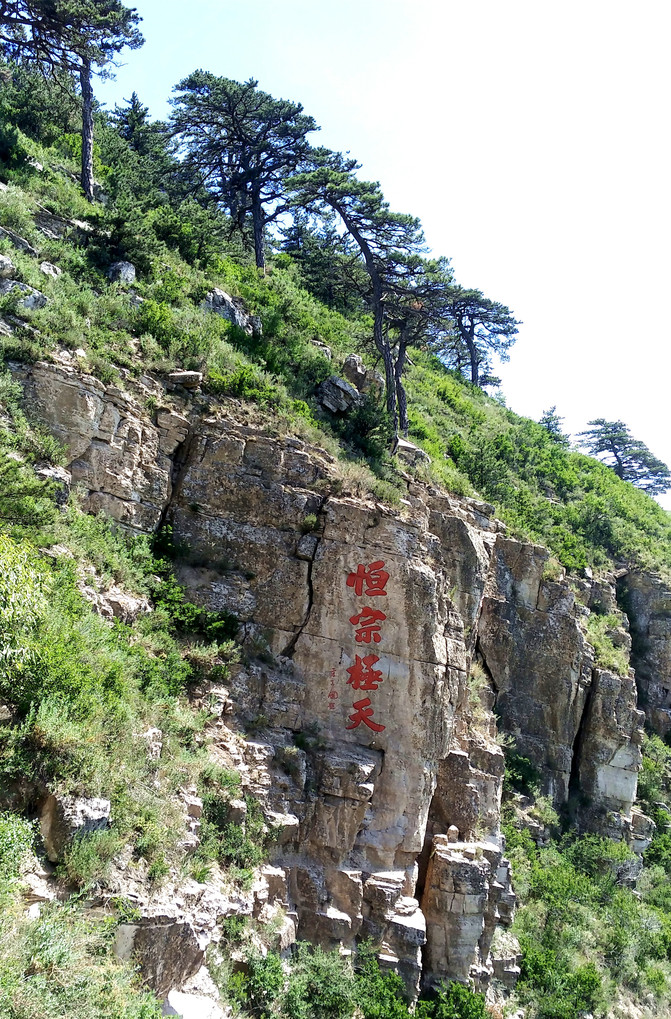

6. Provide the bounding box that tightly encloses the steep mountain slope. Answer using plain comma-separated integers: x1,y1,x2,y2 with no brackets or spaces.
2,105,671,1019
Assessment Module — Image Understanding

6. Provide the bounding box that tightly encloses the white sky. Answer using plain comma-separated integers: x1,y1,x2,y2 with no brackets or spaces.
96,0,671,506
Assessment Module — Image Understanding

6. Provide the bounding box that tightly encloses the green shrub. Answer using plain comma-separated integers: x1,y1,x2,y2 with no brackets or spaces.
59,828,124,886
415,981,488,1019
282,943,357,1019
503,749,541,797
198,794,268,869
355,944,411,1019
208,363,283,407
0,811,34,880
585,613,630,674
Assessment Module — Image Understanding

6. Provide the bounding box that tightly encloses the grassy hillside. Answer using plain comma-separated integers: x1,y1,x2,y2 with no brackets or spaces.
2,112,670,579
3,76,671,1019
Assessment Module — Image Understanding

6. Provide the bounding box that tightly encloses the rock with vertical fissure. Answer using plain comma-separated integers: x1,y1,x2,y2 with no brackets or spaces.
9,353,655,1001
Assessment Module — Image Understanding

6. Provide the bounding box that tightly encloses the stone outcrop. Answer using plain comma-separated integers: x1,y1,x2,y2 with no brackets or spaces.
39,260,62,278
478,538,644,830
620,571,671,737
317,374,362,413
421,837,513,988
0,253,15,277
341,353,384,397
395,438,431,466
10,354,181,533
39,794,111,863
201,287,262,336
11,352,656,1000
0,224,38,255
107,260,136,284
0,279,47,309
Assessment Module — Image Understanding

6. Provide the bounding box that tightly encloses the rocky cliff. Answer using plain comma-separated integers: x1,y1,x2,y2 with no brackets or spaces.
12,352,661,1003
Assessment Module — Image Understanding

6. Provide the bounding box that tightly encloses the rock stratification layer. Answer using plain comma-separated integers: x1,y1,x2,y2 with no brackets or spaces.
13,355,651,995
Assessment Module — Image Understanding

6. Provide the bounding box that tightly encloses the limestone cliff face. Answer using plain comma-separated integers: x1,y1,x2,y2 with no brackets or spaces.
619,571,671,738
12,354,656,995
478,541,644,830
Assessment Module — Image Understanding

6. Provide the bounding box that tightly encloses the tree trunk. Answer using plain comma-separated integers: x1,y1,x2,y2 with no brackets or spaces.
328,199,397,436
372,288,397,438
395,334,410,437
466,327,479,387
251,197,265,272
80,59,94,203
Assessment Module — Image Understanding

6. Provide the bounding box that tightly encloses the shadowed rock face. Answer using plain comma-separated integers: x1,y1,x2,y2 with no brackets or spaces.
620,571,671,738
478,538,643,826
13,356,652,997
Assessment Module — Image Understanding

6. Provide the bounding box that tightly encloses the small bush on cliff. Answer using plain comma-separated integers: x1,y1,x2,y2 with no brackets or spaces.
354,944,411,1019
217,942,489,1019
198,793,269,871
585,613,630,675
415,981,488,1019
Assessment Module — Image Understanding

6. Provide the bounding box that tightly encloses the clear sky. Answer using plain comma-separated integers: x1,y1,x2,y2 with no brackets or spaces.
95,0,671,506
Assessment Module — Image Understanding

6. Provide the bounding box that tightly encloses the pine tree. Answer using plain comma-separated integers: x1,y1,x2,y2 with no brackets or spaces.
289,148,425,435
577,419,671,494
170,72,318,270
0,1,143,199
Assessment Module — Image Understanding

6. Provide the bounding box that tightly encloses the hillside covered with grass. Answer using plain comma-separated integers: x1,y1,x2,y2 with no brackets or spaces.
1,69,670,580
2,58,671,1019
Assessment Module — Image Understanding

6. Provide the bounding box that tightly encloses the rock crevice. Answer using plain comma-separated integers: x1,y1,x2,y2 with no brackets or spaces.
11,355,655,1000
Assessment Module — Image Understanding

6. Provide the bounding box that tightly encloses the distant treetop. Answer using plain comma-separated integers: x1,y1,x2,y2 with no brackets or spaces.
577,419,671,495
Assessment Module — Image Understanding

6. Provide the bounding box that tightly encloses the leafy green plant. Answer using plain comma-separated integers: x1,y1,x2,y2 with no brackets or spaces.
415,981,489,1019
503,748,541,797
301,512,318,533
585,612,630,674
0,811,34,879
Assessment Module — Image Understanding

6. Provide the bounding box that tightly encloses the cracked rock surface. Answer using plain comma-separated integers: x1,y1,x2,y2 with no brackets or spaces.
12,354,655,998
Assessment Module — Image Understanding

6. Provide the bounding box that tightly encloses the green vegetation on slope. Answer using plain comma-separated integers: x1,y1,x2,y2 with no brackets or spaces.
502,745,671,1018
0,812,162,1018
211,940,489,1019
3,58,671,1019
1,109,670,575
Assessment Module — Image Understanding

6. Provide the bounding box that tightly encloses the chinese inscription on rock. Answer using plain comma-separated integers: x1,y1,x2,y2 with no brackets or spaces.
342,560,389,732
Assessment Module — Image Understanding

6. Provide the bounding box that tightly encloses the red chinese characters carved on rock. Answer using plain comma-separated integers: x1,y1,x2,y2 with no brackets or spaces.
346,561,389,598
343,561,389,733
346,653,384,691
346,697,386,732
349,607,386,644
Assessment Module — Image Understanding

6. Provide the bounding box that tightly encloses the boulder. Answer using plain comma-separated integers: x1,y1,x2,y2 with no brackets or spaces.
141,727,163,761
162,966,229,1018
108,261,136,284
0,226,38,256
162,989,229,1018
394,438,430,465
200,288,261,336
79,581,152,624
34,209,79,241
0,253,16,278
114,917,204,997
39,260,62,278
167,370,203,390
34,464,71,506
317,375,362,414
341,353,384,397
39,794,111,862
341,353,367,390
0,280,47,310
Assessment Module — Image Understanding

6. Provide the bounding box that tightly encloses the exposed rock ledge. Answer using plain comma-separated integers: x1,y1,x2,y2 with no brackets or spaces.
10,353,660,1001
